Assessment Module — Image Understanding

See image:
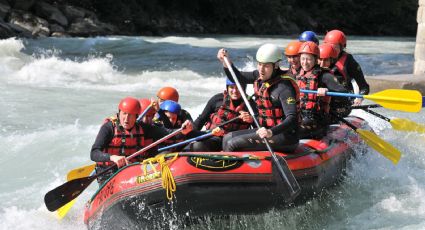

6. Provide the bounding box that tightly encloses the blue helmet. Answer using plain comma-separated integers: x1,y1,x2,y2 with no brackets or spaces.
226,78,235,86
159,100,181,114
299,31,319,44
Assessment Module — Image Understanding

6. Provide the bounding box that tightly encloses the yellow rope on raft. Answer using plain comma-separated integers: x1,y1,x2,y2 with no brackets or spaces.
141,153,179,200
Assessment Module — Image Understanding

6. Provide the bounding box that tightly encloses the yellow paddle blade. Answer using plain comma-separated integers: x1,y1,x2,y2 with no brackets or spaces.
57,199,76,219
67,164,96,181
357,129,401,164
390,118,425,133
364,89,422,113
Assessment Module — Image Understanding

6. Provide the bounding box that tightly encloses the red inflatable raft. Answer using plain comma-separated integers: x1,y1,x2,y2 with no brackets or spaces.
84,116,368,229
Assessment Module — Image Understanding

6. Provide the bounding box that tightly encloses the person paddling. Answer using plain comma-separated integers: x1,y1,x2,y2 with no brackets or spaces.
318,44,352,119
191,78,254,151
90,97,193,184
296,41,349,139
324,29,370,106
217,44,300,153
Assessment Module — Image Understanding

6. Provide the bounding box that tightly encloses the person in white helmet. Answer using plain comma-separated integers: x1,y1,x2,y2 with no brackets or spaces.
216,44,300,153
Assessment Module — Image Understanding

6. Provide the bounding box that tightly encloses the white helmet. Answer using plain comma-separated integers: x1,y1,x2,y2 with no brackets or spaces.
256,43,282,63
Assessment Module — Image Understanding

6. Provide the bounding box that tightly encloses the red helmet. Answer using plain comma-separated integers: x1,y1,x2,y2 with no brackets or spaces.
319,43,338,59
139,98,155,116
298,41,319,56
285,41,303,56
324,30,347,48
118,97,141,115
157,86,179,102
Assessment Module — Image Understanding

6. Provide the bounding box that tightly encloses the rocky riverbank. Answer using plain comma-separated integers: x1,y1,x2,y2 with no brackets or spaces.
0,0,118,38
0,0,417,39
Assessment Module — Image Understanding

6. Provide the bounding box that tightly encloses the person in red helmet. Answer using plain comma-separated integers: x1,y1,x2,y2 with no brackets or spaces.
324,29,370,106
191,78,254,151
318,44,353,120
296,41,348,139
138,98,156,125
318,43,338,68
284,40,303,75
90,96,193,184
154,86,193,128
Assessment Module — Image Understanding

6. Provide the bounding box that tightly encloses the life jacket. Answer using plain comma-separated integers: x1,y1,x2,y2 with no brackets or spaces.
204,91,251,133
98,116,151,166
331,52,348,84
254,75,300,128
289,65,301,75
296,67,331,115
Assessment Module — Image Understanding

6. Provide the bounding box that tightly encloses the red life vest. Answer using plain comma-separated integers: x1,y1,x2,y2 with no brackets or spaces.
99,117,151,166
289,66,300,75
205,91,250,134
296,68,331,114
333,52,348,83
254,75,300,128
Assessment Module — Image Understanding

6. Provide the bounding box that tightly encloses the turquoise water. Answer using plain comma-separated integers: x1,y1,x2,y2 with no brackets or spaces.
0,36,423,230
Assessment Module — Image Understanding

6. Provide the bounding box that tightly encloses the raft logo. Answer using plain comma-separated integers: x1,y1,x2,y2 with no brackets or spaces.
136,171,161,183
187,155,243,171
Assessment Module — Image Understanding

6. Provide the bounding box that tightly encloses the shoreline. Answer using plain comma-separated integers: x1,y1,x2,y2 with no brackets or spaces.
366,74,425,94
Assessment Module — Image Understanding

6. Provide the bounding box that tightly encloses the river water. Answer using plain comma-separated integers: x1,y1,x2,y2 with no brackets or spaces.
0,35,423,230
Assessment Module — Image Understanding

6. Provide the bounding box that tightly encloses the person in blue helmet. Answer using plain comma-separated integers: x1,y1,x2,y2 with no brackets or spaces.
154,100,183,129
154,86,193,128
154,100,194,152
299,31,319,45
191,78,254,151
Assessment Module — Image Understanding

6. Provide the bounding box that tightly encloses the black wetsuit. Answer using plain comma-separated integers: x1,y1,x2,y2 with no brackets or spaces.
191,92,254,151
153,108,195,152
331,51,370,95
222,66,299,153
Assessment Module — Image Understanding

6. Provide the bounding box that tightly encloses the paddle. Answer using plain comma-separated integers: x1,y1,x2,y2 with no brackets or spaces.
223,57,300,198
66,163,96,181
331,113,401,164
56,164,96,219
158,116,241,152
351,104,382,109
301,89,422,113
136,104,153,124
361,108,425,133
57,169,95,219
44,127,183,212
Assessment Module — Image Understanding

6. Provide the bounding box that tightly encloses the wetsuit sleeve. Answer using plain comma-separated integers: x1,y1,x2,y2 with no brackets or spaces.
270,82,298,135
193,93,223,130
321,72,349,93
346,54,370,95
224,64,258,84
90,122,114,162
181,109,193,122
